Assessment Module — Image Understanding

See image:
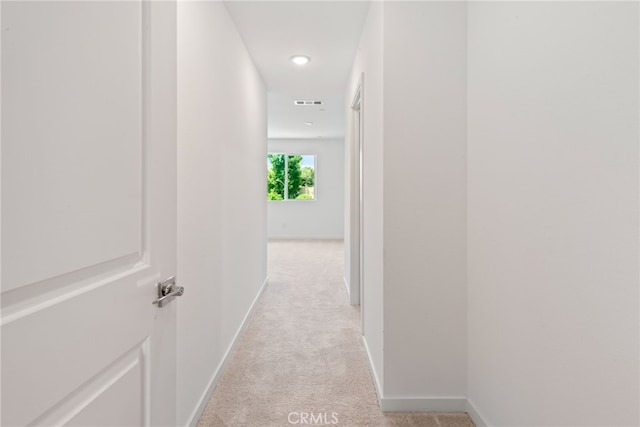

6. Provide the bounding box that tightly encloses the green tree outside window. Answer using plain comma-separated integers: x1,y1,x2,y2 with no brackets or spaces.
267,153,314,201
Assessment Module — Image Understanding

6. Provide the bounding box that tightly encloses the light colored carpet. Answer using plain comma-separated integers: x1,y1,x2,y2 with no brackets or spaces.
197,240,474,427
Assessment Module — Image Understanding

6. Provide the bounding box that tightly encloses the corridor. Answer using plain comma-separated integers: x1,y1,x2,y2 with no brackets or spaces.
2,1,639,425
197,241,475,427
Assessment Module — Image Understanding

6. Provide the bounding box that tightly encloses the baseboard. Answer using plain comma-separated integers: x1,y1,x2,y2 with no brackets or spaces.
465,399,489,427
361,336,383,406
343,276,350,299
379,396,489,425
186,276,269,427
267,237,344,241
380,397,467,412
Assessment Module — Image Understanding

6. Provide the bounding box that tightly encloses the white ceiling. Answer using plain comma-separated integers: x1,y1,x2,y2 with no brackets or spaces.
268,93,345,139
224,1,371,139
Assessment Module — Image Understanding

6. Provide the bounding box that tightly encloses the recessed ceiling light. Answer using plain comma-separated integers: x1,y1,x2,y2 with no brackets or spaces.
305,122,313,126
290,55,310,65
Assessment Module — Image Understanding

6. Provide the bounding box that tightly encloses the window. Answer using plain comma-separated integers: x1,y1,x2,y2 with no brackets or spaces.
267,153,315,201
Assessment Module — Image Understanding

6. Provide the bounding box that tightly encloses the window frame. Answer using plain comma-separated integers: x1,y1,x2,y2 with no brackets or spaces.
267,152,316,202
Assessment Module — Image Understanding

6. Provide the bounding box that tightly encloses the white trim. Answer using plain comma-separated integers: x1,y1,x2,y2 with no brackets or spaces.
465,399,489,427
185,276,269,427
380,397,467,413
377,396,489,425
361,336,382,406
142,338,152,427
348,73,364,308
343,276,351,299
267,236,344,241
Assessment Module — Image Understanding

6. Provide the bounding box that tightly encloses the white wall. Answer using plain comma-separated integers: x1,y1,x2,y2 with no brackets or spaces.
268,138,344,240
345,1,639,423
467,2,639,426
383,1,468,399
177,2,267,426
345,0,385,394
176,2,639,425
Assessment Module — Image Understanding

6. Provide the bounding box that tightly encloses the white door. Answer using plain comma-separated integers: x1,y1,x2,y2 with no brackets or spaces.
1,1,178,426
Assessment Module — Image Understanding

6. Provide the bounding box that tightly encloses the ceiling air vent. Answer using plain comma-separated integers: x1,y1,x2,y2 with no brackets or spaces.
294,100,323,106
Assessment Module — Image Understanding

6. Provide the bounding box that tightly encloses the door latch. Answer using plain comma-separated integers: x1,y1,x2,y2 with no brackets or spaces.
153,276,184,307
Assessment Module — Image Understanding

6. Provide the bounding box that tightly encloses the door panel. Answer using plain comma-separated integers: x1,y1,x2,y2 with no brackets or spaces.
27,341,148,427
1,1,177,426
2,1,143,292
65,351,145,427
2,274,153,426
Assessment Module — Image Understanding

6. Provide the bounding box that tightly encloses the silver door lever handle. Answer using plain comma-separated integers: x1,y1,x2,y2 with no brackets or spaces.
153,276,184,307
153,285,184,306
